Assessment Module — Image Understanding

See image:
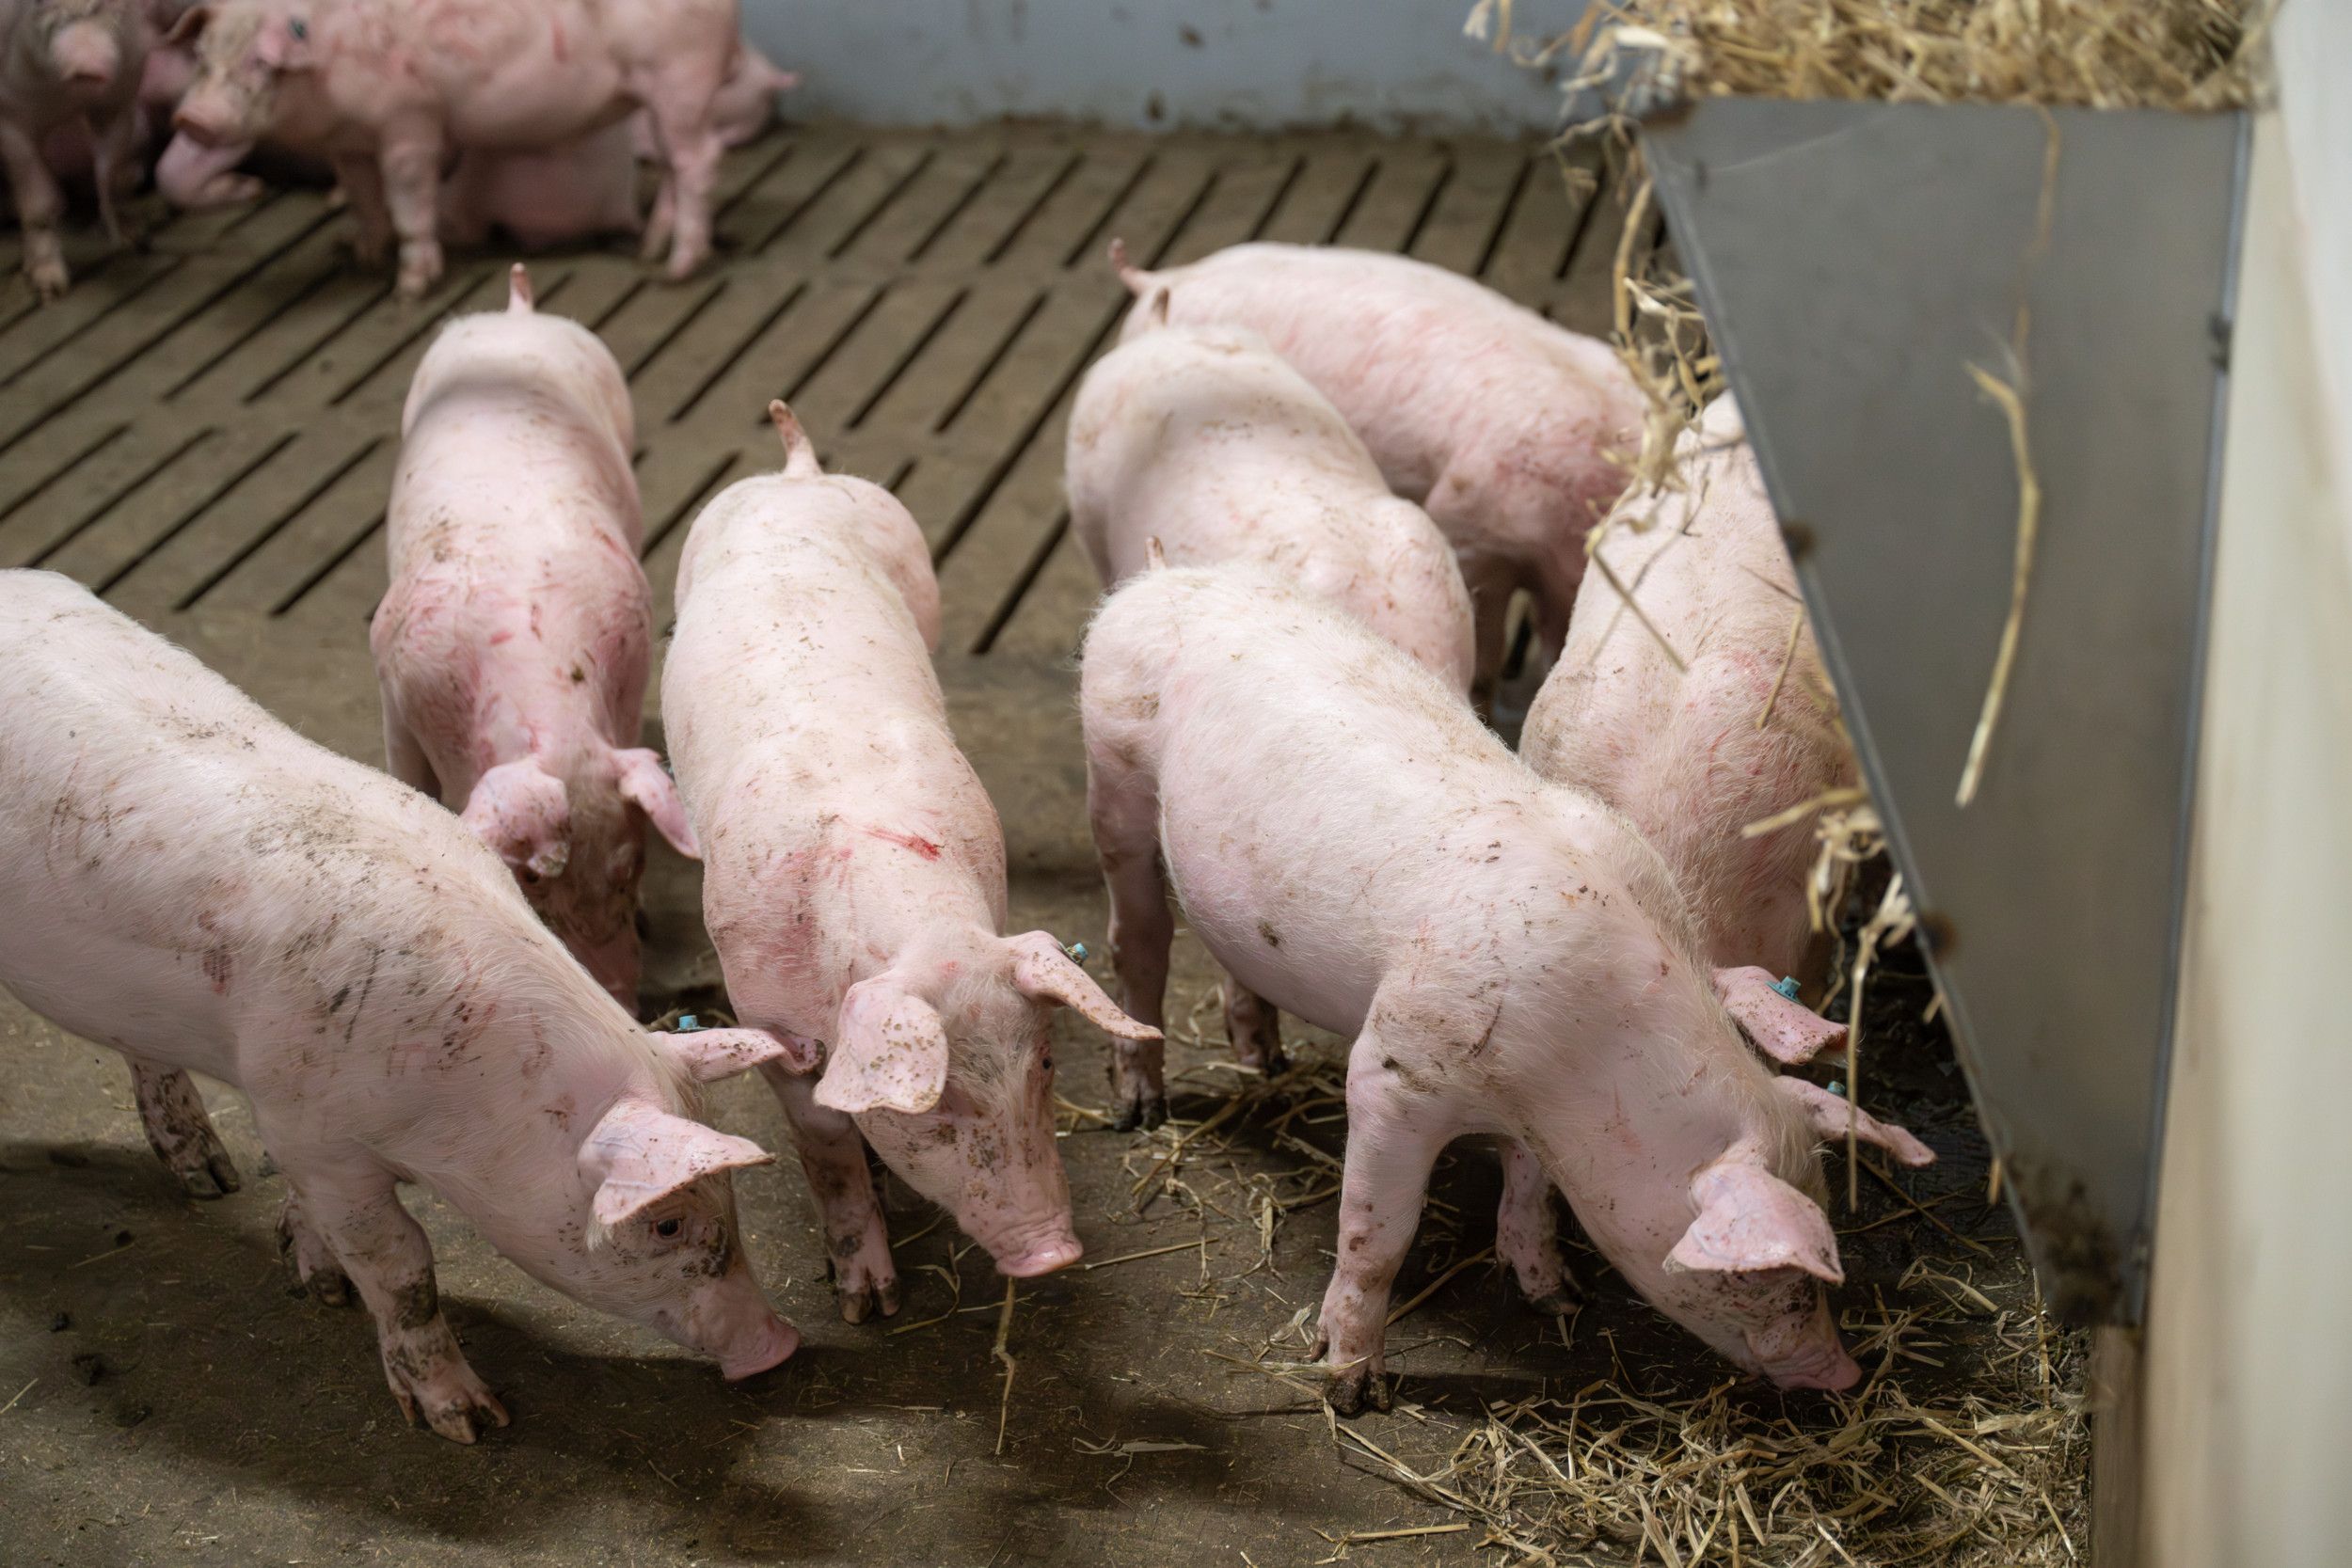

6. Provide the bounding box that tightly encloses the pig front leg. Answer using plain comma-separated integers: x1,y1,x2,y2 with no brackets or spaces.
294,1171,509,1443
1312,1026,1454,1416
377,125,448,299
127,1063,241,1198
87,104,143,250
1222,977,1287,1077
1494,1139,1581,1316
1086,753,1171,1130
760,1061,899,1323
380,705,439,797
0,118,71,300
275,1188,354,1307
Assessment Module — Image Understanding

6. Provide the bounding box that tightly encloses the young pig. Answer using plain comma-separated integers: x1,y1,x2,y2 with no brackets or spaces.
1080,562,1932,1411
373,264,691,1012
169,0,741,297
665,404,1159,1322
1109,240,1645,706
0,569,802,1441
1522,397,1860,1054
1066,314,1475,1124
0,0,148,299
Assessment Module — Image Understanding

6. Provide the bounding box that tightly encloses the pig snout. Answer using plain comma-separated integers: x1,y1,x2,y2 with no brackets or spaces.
992,1226,1084,1279
1749,1298,1864,1392
658,1257,800,1381
49,22,120,87
171,89,246,149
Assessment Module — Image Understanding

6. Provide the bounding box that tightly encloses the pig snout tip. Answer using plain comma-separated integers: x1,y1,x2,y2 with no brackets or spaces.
994,1234,1083,1279
718,1316,800,1382
1767,1342,1865,1393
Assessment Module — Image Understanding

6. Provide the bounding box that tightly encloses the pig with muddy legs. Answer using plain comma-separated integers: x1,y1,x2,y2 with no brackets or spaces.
373,263,691,1012
664,403,1159,1322
0,570,802,1441
1078,562,1932,1411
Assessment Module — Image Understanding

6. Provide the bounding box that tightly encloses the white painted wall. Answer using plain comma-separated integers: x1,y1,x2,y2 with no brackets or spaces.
740,1,1581,133
2143,2,2352,1560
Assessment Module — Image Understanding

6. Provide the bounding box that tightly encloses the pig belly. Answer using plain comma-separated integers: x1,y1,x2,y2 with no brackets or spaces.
0,915,240,1081
433,53,631,150
1162,850,1376,1039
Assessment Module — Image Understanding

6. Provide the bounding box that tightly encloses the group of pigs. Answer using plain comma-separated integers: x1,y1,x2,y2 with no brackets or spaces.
0,0,794,302
0,11,1943,1444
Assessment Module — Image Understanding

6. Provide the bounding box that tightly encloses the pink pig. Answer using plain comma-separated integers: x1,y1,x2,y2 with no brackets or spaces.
1109,240,1645,706
1066,313,1474,1125
0,569,801,1441
663,404,1159,1321
372,264,693,1011
1080,562,1932,1410
168,0,741,297
0,0,148,299
1523,397,1860,1051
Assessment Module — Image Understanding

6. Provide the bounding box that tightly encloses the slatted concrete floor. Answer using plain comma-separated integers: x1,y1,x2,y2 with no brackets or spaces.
0,120,1637,659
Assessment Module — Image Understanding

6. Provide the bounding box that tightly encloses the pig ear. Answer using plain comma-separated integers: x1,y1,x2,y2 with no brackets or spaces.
1665,1161,1844,1284
1714,966,1846,1067
657,1025,819,1083
167,5,213,46
613,748,698,858
461,758,571,879
580,1100,773,1227
816,975,950,1115
1007,931,1161,1042
1775,1077,1936,1167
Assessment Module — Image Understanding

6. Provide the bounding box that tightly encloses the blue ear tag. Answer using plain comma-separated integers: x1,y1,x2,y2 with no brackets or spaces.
674,1014,702,1034
1826,1080,1847,1098
1772,975,1802,1000
1063,942,1089,965
287,17,307,40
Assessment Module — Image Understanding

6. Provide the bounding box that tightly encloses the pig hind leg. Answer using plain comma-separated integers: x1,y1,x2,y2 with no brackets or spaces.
331,152,393,268
1087,751,1172,1130
636,58,728,279
292,1168,509,1443
0,119,71,299
1494,1139,1581,1316
760,1061,899,1323
127,1062,241,1199
276,1187,354,1307
1313,1017,1456,1416
1221,977,1287,1076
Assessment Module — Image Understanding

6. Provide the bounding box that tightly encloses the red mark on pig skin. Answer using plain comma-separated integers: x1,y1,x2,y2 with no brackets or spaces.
863,828,942,861
202,948,232,994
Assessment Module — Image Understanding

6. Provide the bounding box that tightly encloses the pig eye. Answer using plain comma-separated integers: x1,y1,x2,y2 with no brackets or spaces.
654,1217,683,1240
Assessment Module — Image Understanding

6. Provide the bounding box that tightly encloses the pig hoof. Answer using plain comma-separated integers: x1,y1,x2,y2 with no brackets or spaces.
1523,1284,1582,1318
27,261,68,303
390,1364,510,1445
1323,1365,1389,1418
1113,1093,1168,1133
836,1277,900,1325
307,1270,355,1308
167,1137,243,1200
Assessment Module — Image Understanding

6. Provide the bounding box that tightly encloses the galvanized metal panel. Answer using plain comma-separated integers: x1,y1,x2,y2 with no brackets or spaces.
1644,100,2246,1321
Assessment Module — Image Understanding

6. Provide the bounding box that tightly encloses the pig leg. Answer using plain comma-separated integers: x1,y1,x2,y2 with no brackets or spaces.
1086,753,1171,1130
377,125,447,299
1494,1140,1580,1315
1221,977,1287,1076
294,1169,509,1443
127,1062,241,1198
1312,1028,1454,1416
760,1061,899,1323
0,119,71,301
380,705,439,797
330,152,392,268
275,1187,354,1307
88,105,143,250
638,73,723,279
